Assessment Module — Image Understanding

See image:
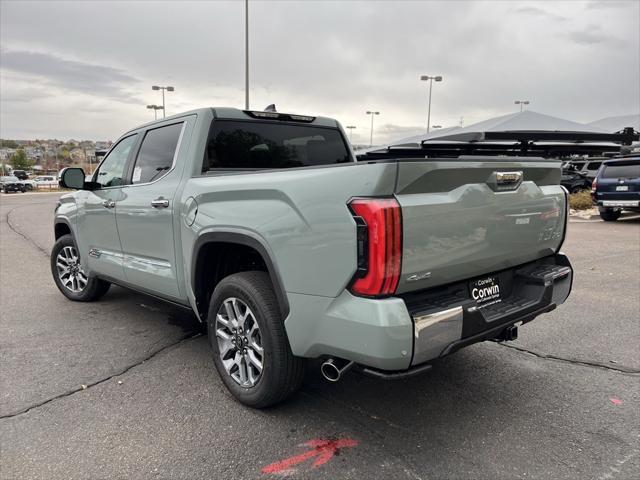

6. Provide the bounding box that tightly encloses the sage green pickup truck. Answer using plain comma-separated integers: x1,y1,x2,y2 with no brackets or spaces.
52,107,572,407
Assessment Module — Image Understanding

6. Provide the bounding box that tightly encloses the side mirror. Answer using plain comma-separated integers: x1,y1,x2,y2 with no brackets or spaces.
60,167,86,190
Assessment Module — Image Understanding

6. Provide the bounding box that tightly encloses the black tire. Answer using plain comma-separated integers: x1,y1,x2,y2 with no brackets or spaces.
51,234,111,301
207,271,305,408
599,208,621,222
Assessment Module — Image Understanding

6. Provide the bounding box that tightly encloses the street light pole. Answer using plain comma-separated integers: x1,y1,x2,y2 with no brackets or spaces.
152,85,175,117
346,125,356,143
514,100,530,112
420,75,443,133
147,104,163,120
245,0,249,110
366,111,380,147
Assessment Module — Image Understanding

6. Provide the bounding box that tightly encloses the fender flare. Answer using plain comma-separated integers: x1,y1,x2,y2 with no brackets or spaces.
191,232,290,319
54,217,77,244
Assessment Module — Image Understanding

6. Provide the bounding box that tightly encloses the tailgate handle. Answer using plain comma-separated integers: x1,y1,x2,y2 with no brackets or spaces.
496,171,522,185
490,171,523,192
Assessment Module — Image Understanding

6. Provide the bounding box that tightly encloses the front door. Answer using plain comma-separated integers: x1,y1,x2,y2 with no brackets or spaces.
115,121,186,300
75,133,138,282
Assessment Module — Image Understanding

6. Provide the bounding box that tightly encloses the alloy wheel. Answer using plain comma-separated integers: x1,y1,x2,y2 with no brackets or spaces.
56,245,88,293
215,297,264,387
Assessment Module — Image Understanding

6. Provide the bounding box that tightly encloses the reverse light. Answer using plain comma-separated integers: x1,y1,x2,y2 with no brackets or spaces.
348,198,402,297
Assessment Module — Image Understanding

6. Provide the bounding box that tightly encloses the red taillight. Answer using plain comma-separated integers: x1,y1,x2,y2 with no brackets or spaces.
348,198,402,297
591,177,597,192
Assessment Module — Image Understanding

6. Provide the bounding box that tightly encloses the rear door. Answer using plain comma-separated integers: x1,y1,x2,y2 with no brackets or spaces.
394,158,566,293
115,121,187,300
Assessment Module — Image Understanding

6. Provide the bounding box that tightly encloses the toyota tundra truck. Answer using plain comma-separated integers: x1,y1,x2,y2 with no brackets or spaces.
52,107,573,407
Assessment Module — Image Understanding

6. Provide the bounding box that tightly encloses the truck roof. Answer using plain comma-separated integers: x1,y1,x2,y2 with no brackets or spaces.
128,107,340,135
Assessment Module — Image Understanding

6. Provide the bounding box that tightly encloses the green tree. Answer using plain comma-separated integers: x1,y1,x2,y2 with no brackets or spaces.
0,139,19,148
10,149,33,170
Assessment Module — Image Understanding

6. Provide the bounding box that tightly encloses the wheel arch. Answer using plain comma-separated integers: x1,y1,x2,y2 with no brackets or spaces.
191,232,290,321
54,219,73,240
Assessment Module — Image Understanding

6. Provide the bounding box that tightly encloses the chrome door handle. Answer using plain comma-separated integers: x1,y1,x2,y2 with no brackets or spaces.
102,199,115,209
151,198,169,209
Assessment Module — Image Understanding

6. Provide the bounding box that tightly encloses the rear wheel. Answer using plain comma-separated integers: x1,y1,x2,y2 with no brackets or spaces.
599,208,621,222
51,234,111,301
207,271,304,408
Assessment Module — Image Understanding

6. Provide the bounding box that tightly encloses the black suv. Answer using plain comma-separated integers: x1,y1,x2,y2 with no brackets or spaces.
0,176,26,193
591,156,640,221
561,164,592,193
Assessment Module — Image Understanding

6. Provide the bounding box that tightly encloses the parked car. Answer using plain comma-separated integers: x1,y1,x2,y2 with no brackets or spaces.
12,169,28,180
51,107,573,407
591,156,640,221
20,179,37,191
564,159,604,180
0,175,26,193
34,175,59,188
561,164,592,193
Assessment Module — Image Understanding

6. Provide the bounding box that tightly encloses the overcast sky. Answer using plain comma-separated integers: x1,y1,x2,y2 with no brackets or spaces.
1,0,638,144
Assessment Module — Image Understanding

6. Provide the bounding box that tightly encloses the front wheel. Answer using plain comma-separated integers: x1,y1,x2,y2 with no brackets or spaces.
599,208,621,222
51,234,111,301
207,271,305,408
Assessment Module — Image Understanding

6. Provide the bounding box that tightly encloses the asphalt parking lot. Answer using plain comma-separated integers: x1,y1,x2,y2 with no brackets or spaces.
1,191,639,480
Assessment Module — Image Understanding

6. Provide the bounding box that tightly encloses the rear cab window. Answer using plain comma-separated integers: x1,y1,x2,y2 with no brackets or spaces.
202,120,351,172
601,162,640,179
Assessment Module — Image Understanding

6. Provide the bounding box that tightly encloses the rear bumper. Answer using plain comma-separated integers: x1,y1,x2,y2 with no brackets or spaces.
284,253,572,372
594,192,640,208
596,200,640,208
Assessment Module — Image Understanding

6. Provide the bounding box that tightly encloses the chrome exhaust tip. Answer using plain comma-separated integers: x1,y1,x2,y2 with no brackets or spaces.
320,358,355,382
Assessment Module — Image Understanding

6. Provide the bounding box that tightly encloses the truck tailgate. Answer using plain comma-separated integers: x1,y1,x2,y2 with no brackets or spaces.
394,158,566,293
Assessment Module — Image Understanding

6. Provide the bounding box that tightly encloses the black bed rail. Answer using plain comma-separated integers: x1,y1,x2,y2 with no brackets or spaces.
356,127,639,161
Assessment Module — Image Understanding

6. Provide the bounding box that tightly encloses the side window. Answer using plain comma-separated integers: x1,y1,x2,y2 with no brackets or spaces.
586,162,602,171
131,123,183,184
94,135,137,187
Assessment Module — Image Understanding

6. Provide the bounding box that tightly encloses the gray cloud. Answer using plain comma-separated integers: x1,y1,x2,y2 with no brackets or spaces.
585,0,632,10
0,49,141,101
514,6,565,21
565,28,620,45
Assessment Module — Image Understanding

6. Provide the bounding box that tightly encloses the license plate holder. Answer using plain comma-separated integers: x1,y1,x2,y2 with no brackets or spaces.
470,275,502,308
616,185,629,191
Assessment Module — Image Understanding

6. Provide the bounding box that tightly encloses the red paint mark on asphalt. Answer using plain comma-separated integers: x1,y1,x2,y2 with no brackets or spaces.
262,438,358,474
609,397,623,405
